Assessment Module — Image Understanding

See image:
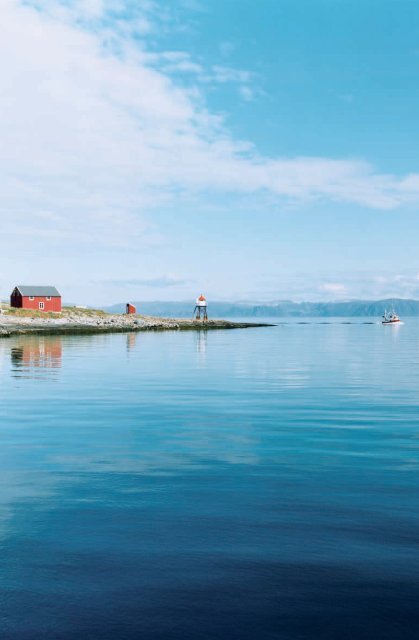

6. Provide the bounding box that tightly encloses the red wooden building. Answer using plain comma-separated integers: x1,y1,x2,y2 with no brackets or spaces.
126,303,136,314
10,286,62,312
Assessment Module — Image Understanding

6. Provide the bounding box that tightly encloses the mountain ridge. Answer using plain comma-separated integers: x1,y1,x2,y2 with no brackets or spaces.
103,298,419,318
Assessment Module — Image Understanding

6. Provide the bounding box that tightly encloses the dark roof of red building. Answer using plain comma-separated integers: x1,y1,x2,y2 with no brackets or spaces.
15,285,61,297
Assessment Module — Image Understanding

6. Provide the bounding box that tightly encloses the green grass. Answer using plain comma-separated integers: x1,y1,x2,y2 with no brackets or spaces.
62,306,107,316
4,308,60,318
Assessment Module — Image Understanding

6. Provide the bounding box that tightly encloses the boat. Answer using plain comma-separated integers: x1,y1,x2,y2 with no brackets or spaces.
382,310,401,325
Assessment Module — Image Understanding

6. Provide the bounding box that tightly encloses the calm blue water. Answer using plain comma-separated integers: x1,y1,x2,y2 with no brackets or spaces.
1,320,419,639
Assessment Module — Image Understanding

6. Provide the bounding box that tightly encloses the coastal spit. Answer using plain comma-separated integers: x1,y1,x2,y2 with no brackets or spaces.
0,307,271,337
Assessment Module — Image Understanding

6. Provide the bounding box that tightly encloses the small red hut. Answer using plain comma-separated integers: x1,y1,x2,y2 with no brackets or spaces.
126,303,136,315
10,286,62,312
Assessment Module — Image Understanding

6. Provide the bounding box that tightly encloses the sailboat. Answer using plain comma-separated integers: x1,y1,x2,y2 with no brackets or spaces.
382,310,401,325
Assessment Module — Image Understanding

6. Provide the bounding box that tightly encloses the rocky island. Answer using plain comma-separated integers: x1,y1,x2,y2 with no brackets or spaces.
0,306,272,337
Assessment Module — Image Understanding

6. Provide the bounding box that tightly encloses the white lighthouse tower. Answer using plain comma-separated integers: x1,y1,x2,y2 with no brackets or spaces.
194,294,208,321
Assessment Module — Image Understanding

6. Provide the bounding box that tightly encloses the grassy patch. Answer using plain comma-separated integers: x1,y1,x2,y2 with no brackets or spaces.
3,308,61,319
62,306,107,316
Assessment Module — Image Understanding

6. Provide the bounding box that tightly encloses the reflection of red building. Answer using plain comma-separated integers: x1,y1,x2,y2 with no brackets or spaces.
126,333,137,352
10,286,61,312
11,337,62,370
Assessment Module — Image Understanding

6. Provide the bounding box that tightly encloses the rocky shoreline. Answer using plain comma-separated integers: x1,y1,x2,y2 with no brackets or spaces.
0,311,272,337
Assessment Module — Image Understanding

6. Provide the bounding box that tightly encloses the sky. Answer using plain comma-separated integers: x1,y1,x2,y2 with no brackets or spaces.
1,0,419,305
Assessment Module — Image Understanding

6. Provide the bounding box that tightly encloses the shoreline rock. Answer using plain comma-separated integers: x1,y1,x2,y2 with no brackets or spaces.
0,313,273,338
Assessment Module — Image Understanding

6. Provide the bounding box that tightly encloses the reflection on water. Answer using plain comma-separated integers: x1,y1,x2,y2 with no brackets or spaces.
196,329,207,364
126,332,137,353
1,322,419,639
10,336,62,378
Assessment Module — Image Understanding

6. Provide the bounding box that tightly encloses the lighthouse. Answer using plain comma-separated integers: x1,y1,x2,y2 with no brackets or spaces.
194,294,208,321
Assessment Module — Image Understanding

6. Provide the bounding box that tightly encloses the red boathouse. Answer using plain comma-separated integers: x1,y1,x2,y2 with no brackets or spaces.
10,286,62,312
126,303,136,315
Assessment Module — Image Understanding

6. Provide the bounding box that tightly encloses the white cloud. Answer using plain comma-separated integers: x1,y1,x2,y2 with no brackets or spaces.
239,86,255,102
320,283,347,296
147,51,204,74
210,65,253,84
1,0,419,255
103,275,192,288
145,53,258,101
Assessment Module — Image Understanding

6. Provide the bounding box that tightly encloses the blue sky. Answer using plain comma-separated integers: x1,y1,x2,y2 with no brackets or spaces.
2,0,419,305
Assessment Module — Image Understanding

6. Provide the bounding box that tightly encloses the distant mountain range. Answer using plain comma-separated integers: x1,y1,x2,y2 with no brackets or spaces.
103,298,419,318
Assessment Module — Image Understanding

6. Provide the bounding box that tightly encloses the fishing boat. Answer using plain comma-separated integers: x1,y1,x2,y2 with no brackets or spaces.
382,310,400,325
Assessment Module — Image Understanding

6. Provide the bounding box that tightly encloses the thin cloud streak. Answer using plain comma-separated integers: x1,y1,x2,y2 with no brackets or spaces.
102,276,193,288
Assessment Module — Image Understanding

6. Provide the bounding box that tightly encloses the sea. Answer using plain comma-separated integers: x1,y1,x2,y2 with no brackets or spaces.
1,319,419,639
